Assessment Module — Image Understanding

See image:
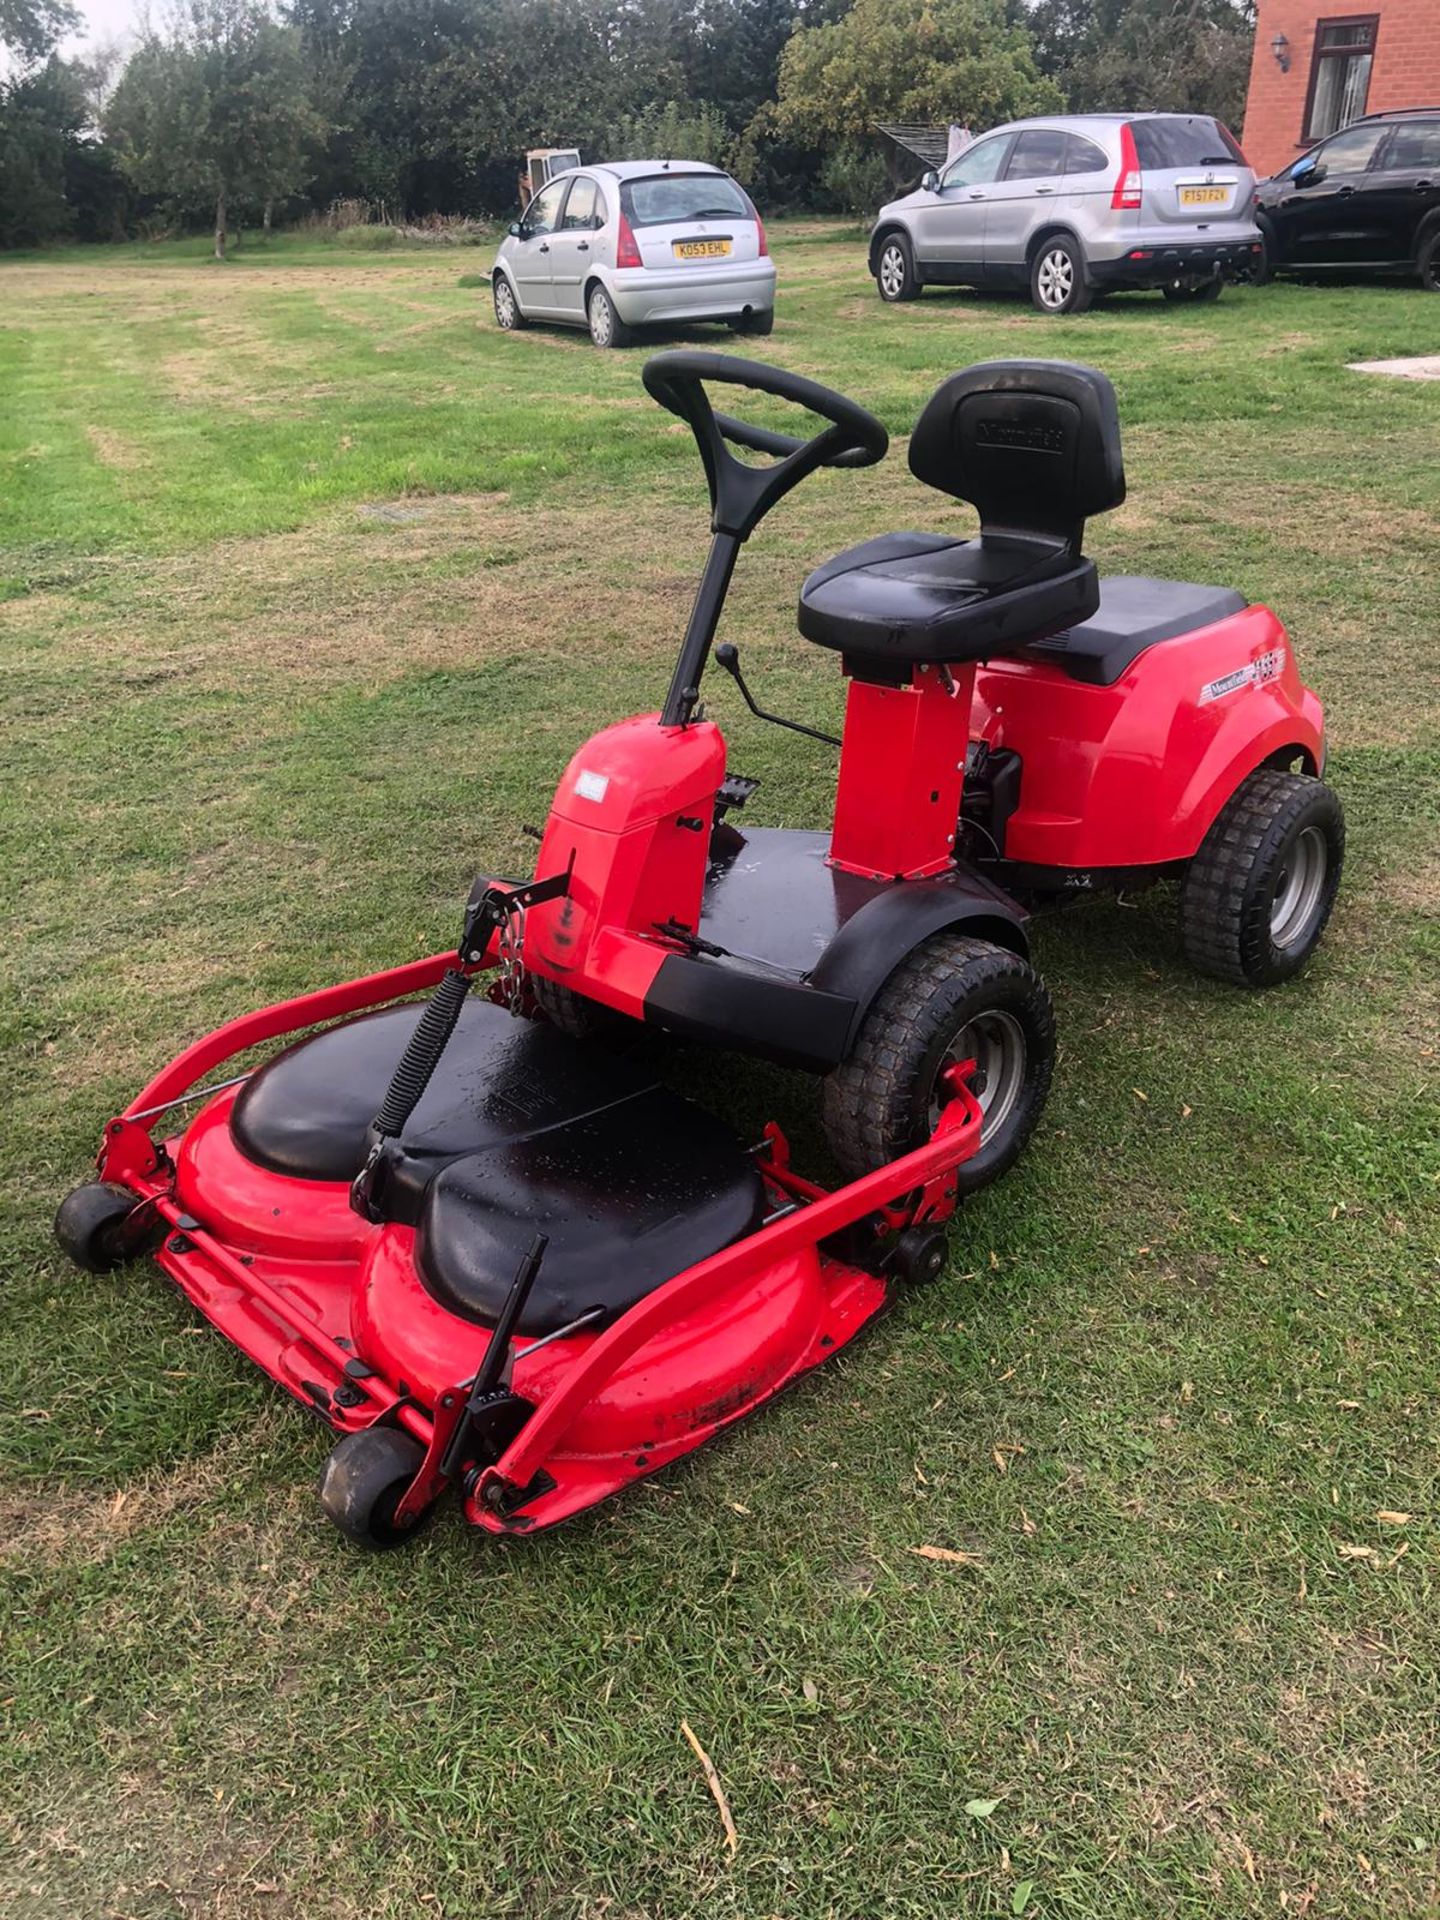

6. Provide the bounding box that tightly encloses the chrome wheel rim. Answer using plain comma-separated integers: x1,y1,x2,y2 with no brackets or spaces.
495,280,516,327
880,244,906,298
1037,249,1074,310
1270,825,1329,949
929,1010,1027,1148
590,293,612,345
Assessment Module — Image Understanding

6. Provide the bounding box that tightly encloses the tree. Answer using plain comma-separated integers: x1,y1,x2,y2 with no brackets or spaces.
0,0,77,64
105,0,319,257
1023,0,1255,131
0,55,126,246
771,0,1062,180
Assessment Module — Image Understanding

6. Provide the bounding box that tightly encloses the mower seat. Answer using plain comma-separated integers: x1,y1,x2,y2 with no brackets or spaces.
798,531,1097,665
799,359,1125,669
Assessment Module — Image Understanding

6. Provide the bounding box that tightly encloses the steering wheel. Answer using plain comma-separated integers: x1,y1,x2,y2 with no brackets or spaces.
642,351,889,541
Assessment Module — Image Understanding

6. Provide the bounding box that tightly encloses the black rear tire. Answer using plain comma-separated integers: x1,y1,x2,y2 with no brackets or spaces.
731,308,774,336
319,1427,431,1550
1179,768,1344,986
1252,218,1277,286
875,231,920,302
54,1183,160,1274
587,284,633,348
823,934,1056,1197
1418,228,1440,293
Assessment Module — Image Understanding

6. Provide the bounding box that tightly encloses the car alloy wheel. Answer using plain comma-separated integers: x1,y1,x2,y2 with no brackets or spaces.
1036,247,1074,311
879,242,907,299
494,278,519,329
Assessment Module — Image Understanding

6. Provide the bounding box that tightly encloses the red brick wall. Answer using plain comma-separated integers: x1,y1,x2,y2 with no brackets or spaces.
1242,0,1440,178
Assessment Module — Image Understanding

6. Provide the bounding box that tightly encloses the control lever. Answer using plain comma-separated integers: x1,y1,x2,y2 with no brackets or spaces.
714,643,840,748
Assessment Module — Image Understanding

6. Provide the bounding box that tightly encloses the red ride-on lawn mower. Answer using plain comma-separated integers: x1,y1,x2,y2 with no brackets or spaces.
56,354,1342,1548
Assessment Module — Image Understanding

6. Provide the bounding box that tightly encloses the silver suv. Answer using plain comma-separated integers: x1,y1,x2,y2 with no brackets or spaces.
869,114,1262,314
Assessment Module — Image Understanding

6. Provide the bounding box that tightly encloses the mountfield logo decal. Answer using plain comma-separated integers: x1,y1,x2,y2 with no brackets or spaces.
977,417,1066,453
1199,647,1286,705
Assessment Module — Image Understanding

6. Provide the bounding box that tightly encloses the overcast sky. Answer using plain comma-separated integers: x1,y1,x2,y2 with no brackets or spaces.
64,0,145,57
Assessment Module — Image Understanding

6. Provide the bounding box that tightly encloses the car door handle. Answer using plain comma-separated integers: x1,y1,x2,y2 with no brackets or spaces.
538,241,550,252
1035,186,1054,195
576,240,589,251
1335,186,1354,197
1416,180,1434,191
968,192,986,201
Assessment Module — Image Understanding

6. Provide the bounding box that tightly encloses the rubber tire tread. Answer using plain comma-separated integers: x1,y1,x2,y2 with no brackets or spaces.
1179,767,1344,987
822,934,1055,1196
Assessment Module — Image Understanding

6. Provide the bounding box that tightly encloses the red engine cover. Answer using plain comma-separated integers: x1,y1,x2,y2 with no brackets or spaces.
971,606,1325,870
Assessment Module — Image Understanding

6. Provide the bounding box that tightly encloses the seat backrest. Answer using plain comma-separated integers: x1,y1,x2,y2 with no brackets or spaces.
908,360,1125,553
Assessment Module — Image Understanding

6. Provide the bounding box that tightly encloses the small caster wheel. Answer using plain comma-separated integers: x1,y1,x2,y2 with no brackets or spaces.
319,1427,431,1550
892,1226,950,1286
54,1183,160,1274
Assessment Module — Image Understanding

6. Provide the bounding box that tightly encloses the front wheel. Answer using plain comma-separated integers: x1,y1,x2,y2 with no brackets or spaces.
1179,768,1344,986
1030,237,1092,315
875,232,920,303
492,274,525,330
1418,228,1440,293
822,934,1056,1197
587,284,633,349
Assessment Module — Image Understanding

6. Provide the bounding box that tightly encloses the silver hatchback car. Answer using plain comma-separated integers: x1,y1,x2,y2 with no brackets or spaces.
492,160,777,348
869,114,1262,314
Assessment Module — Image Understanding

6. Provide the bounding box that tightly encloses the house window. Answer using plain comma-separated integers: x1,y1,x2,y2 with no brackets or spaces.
1305,17,1378,142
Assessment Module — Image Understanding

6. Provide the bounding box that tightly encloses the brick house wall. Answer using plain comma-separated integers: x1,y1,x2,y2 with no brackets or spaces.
1242,0,1440,178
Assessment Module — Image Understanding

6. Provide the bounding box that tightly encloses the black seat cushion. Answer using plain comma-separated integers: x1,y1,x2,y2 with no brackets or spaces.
416,1096,764,1335
231,998,663,1226
1019,575,1248,686
797,530,1100,666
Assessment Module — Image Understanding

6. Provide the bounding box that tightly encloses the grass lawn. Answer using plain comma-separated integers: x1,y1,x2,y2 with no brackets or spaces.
1,222,1436,1920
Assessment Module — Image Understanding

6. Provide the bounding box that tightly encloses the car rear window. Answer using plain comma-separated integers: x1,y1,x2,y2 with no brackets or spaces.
1131,117,1246,169
620,174,749,228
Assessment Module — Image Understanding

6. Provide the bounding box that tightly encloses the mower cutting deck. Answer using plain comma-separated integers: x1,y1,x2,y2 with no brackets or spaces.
59,951,980,1543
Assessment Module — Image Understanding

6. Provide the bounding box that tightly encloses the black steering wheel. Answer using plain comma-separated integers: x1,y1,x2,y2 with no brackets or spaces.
642,351,889,540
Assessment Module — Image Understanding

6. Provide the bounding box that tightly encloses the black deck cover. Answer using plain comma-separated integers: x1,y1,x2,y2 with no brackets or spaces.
1020,575,1247,685
229,998,763,1335
416,1094,764,1335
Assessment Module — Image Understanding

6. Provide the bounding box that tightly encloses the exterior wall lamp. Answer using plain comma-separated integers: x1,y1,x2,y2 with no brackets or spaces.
1270,30,1291,72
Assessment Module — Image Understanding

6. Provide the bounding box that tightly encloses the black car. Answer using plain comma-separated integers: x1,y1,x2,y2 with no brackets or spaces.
1255,108,1440,290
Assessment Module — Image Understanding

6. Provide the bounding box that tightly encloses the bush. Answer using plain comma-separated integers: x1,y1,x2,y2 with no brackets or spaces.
605,102,733,169
819,140,892,216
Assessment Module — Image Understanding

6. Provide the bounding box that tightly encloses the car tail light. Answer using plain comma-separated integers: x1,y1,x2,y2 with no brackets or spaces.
1112,124,1143,210
616,213,642,269
747,199,769,256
